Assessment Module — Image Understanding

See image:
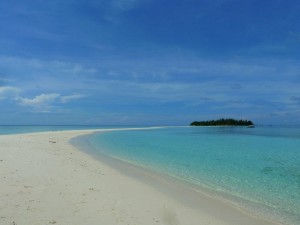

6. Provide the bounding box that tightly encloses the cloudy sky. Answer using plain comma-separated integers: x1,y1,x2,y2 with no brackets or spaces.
1,0,300,125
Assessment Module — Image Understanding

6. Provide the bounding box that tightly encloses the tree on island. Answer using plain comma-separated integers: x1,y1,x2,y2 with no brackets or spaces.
190,118,254,126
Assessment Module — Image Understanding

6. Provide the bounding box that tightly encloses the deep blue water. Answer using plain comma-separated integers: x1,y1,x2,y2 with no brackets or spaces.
87,126,300,225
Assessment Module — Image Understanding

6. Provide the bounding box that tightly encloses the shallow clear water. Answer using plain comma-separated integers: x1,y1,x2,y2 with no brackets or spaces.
87,126,300,225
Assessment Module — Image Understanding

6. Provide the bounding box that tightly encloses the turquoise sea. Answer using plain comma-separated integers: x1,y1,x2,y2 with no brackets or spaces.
1,125,299,224
85,126,300,225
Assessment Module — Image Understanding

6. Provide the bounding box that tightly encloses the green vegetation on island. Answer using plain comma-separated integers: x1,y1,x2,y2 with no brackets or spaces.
190,118,254,126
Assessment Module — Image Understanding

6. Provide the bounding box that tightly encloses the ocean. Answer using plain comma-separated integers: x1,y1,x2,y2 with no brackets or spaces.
85,126,300,225
1,125,299,224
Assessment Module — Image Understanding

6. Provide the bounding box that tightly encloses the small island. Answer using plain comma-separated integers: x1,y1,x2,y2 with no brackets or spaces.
190,118,254,127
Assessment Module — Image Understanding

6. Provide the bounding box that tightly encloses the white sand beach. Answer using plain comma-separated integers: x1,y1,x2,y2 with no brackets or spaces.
0,130,279,225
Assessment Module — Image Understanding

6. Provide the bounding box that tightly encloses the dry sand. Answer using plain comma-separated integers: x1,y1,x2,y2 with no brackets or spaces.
0,130,280,225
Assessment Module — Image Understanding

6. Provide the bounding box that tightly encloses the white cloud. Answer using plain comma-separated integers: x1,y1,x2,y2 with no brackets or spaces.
1,54,300,123
18,93,60,107
17,93,85,112
61,94,85,103
0,86,19,100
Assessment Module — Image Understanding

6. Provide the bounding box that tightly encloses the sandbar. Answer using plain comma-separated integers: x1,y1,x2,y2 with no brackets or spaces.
0,130,280,225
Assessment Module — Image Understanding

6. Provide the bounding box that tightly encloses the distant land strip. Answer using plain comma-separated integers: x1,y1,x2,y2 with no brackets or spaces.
190,118,254,126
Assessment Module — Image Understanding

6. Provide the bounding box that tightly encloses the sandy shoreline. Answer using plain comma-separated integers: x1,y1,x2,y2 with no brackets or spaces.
0,130,279,225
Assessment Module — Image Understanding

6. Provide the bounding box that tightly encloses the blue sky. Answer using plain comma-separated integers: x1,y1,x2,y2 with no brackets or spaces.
0,0,300,125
